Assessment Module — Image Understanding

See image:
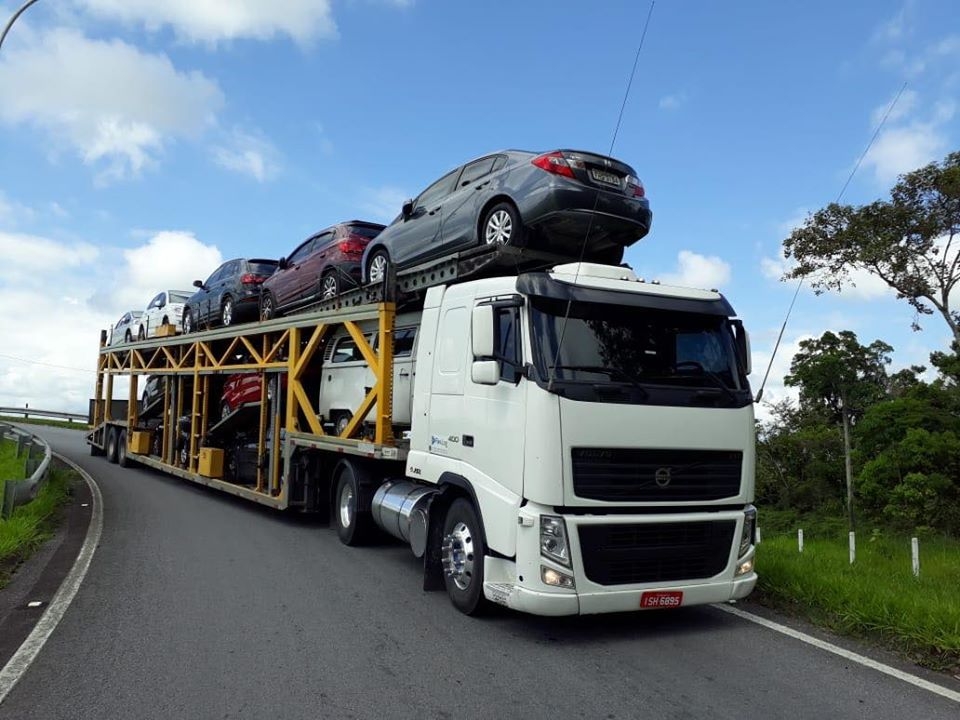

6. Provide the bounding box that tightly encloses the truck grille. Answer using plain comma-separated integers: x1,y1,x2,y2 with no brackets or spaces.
578,521,736,585
571,448,742,502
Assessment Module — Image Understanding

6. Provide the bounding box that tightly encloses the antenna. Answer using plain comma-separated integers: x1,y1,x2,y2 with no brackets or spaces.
754,81,908,404
546,1,656,390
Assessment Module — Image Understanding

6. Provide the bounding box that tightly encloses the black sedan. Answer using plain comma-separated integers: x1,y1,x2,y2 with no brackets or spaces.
182,258,279,332
361,149,652,283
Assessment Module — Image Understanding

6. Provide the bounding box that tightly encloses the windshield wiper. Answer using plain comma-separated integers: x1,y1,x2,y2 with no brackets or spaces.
674,361,739,402
549,365,649,397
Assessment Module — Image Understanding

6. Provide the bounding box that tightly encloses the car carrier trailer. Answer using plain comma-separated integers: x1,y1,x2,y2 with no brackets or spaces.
88,249,759,615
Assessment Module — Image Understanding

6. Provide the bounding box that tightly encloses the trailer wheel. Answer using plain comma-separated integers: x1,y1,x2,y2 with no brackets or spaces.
106,427,119,464
441,498,488,615
117,430,130,467
332,460,373,546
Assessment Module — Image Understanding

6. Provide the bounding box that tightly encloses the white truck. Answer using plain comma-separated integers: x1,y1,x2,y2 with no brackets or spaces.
89,258,757,616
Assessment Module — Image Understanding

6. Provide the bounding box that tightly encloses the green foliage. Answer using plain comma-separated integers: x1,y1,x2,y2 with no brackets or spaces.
0,438,28,482
757,533,960,669
0,466,74,588
782,151,960,340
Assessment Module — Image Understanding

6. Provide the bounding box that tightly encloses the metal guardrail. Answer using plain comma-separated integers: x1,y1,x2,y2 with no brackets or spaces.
0,422,52,519
0,406,88,423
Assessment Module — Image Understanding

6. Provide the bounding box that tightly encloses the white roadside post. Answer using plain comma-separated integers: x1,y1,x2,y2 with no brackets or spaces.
911,537,920,577
849,531,856,565
798,528,804,553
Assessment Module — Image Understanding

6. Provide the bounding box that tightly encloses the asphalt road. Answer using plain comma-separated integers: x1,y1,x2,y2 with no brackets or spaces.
1,426,957,719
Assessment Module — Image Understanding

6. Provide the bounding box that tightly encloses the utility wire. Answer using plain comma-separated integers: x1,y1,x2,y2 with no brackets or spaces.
0,352,95,374
754,81,908,404
546,1,656,390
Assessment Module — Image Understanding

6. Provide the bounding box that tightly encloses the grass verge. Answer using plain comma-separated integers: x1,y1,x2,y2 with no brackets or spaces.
0,466,75,589
0,417,89,431
756,518,960,672
0,438,28,481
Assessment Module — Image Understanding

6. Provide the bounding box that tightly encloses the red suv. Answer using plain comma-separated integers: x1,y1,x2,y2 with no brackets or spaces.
260,221,384,319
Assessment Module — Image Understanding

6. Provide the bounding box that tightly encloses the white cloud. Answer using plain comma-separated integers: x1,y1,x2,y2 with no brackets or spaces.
862,122,947,184
0,28,223,181
358,186,409,223
0,191,37,226
872,2,911,44
870,88,918,127
761,256,787,281
657,250,731,290
658,93,687,111
0,229,223,413
212,128,282,182
75,0,338,44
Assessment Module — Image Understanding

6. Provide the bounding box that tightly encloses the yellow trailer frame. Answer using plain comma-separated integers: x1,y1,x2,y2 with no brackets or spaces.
89,302,400,509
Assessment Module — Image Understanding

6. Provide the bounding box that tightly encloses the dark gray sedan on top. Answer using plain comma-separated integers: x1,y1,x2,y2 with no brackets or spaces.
361,149,652,283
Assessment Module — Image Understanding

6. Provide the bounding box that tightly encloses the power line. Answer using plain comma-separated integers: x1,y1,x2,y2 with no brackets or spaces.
0,352,96,374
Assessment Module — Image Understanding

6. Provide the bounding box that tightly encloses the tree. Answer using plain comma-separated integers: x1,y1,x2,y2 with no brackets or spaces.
784,331,892,530
782,151,960,341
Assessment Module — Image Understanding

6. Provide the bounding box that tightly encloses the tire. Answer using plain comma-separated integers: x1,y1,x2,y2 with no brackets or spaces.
221,402,232,421
442,498,487,615
117,430,130,467
320,272,339,300
124,329,132,343
366,249,390,285
182,309,193,334
260,292,278,321
137,326,146,341
334,412,351,437
482,202,523,247
332,460,374,546
106,427,119,464
221,296,234,327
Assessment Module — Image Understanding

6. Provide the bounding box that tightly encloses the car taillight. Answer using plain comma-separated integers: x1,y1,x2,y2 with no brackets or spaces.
532,151,579,178
338,239,366,255
626,175,645,198
241,274,265,284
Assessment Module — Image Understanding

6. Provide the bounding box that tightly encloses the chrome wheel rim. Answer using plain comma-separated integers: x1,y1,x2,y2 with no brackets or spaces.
183,313,192,334
339,482,354,529
262,298,273,320
222,301,232,326
336,416,350,437
442,521,475,591
321,275,338,299
485,210,512,245
369,255,387,283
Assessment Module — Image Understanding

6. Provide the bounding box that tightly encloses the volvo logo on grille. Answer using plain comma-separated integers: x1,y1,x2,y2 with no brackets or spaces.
655,467,672,488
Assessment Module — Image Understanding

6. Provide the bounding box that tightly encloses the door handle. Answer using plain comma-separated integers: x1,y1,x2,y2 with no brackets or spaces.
399,370,410,378
428,207,441,216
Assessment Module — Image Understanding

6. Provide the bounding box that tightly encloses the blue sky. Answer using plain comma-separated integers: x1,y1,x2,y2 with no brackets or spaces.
0,0,958,413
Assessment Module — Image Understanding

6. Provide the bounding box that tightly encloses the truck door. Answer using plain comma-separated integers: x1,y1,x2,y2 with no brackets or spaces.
392,326,417,425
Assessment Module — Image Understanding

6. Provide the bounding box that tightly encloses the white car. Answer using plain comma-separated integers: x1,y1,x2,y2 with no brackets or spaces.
137,290,192,340
108,310,143,346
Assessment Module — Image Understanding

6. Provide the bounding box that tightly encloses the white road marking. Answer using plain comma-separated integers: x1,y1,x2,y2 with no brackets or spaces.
715,603,960,704
0,453,104,705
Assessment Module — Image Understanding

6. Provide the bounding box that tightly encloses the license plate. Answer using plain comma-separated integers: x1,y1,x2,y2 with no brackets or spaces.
640,591,683,609
590,168,621,186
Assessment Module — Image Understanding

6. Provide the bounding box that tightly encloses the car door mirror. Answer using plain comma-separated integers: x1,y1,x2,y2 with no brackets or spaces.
278,256,288,270
472,305,495,358
193,279,203,289
401,199,415,219
471,360,500,386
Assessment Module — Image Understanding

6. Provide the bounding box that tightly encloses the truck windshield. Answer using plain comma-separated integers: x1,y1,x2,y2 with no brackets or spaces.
529,296,751,408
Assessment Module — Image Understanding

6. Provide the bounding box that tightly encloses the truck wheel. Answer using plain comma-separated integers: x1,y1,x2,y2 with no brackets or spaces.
117,430,130,467
332,460,373,546
106,427,119,464
441,498,487,615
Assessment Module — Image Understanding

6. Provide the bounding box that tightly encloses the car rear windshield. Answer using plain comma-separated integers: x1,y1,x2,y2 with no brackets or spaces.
247,261,279,275
169,292,191,303
347,224,384,240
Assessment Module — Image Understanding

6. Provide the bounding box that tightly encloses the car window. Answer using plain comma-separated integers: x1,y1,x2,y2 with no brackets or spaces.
149,292,164,309
288,238,315,264
247,260,279,275
206,263,226,284
311,231,335,252
168,292,191,303
495,306,522,383
416,169,460,210
394,327,417,358
346,224,384,240
457,157,497,189
492,155,508,172
331,337,364,363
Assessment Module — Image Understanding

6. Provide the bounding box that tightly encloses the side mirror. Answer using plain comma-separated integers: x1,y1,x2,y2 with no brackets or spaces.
732,320,752,375
401,199,415,219
471,360,500,385
193,279,203,289
278,256,288,270
472,305,495,358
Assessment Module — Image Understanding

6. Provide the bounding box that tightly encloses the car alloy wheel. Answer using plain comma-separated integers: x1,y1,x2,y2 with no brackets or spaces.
484,208,513,245
368,252,389,284
183,311,193,334
321,273,339,300
221,298,233,326
261,294,276,320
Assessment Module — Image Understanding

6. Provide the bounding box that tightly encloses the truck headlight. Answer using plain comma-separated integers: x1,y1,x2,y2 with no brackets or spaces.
739,505,757,557
540,515,571,567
